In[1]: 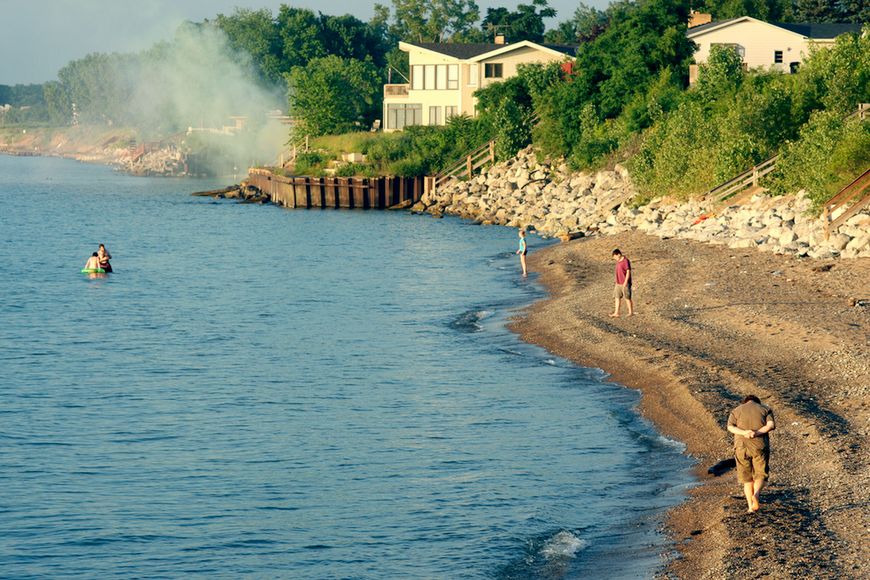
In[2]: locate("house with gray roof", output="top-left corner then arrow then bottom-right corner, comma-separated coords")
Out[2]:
382,39 -> 575,131
687,15 -> 863,82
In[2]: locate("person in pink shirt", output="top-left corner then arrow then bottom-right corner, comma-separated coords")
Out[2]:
610,248 -> 633,317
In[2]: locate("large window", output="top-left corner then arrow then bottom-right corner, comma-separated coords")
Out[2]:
429,106 -> 442,126
411,64 -> 460,90
445,106 -> 458,119
448,65 -> 459,89
484,63 -> 503,78
386,103 -> 422,130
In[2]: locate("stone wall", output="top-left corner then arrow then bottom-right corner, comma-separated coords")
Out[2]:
416,146 -> 870,259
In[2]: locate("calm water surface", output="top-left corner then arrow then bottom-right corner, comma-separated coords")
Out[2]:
0,156 -> 693,578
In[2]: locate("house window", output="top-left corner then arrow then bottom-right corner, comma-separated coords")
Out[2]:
774,50 -> 783,63
411,65 -> 423,90
386,103 -> 422,130
447,65 -> 459,89
445,106 -> 458,119
711,42 -> 745,59
468,64 -> 478,86
789,62 -> 800,74
424,65 -> 436,90
484,63 -> 503,78
435,65 -> 447,90
429,106 -> 442,125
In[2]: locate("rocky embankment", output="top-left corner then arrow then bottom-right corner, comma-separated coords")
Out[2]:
0,127 -> 188,176
416,146 -> 870,259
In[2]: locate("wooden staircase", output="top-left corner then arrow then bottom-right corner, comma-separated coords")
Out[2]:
703,154 -> 779,210
279,135 -> 310,168
822,168 -> 870,238
433,140 -> 496,192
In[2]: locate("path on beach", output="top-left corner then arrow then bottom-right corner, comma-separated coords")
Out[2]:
513,230 -> 869,579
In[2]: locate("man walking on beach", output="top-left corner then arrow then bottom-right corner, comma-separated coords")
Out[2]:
727,395 -> 776,513
610,248 -> 633,317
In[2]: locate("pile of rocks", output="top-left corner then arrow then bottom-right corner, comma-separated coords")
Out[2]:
416,146 -> 870,259
119,146 -> 187,177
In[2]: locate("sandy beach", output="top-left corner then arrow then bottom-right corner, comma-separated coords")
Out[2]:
513,231 -> 869,578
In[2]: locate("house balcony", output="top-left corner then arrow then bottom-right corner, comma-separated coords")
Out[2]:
384,84 -> 409,99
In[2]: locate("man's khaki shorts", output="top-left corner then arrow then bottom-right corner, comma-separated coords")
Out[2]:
614,284 -> 632,300
735,446 -> 769,483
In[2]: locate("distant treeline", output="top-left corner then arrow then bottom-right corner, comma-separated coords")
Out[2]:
2,0 -> 863,131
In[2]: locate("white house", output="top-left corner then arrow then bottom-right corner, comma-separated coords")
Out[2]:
687,16 -> 863,82
382,39 -> 574,131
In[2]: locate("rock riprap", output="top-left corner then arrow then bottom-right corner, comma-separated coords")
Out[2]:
416,146 -> 870,259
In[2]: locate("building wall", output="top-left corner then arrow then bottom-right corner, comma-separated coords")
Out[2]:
385,44 -> 569,130
691,20 -> 828,73
477,46 -> 566,89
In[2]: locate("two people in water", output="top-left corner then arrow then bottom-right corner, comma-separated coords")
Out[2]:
83,243 -> 112,273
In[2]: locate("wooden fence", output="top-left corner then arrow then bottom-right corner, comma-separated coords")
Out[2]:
434,140 -> 496,192
823,168 -> 870,238
703,154 -> 780,207
247,169 -> 429,209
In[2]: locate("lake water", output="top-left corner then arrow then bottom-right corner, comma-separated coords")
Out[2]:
0,156 -> 693,578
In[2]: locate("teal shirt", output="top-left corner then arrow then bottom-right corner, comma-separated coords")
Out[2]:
518,238 -> 527,253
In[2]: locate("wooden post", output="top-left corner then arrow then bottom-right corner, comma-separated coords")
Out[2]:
466,154 -> 472,179
489,140 -> 495,164
353,177 -> 366,209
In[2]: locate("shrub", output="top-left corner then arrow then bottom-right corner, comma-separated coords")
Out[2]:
769,112 -> 870,207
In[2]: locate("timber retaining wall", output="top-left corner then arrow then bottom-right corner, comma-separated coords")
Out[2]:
248,169 -> 430,209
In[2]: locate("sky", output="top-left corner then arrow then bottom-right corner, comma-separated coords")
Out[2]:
0,0 -> 612,85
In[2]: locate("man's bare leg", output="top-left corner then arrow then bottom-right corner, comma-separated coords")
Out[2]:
610,297 -> 621,317
520,254 -> 527,277
752,479 -> 765,511
626,298 -> 634,316
743,482 -> 757,512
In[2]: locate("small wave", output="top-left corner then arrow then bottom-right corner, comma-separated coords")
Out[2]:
448,309 -> 493,333
540,530 -> 587,560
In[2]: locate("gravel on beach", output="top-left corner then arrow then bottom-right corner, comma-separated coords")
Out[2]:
512,230 -> 869,579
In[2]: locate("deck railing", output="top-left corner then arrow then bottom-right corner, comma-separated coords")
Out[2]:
384,84 -> 410,98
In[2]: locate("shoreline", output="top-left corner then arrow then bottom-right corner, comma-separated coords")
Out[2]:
511,230 -> 868,578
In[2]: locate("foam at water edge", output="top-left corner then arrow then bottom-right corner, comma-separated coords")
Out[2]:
541,530 -> 588,560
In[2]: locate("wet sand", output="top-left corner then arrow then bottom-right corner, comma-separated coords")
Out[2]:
511,231 -> 869,578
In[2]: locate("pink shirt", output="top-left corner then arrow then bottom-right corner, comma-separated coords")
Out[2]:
615,257 -> 631,285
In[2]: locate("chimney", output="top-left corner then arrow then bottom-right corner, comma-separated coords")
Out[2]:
494,34 -> 506,45
688,9 -> 712,28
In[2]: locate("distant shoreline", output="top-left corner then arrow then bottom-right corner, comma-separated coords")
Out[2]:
511,230 -> 869,578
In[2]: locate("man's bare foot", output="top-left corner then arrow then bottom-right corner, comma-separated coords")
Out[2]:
609,313 -> 620,318
627,312 -> 634,317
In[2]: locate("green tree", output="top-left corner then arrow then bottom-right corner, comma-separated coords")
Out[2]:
376,0 -> 480,43
277,7 -> 327,69
698,0 -> 790,21
288,56 -> 382,136
214,8 -> 284,85
319,14 -> 389,67
545,3 -> 608,44
480,0 -> 557,43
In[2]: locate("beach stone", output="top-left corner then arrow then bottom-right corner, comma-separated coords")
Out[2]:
729,238 -> 757,249
845,235 -> 869,252
827,233 -> 851,251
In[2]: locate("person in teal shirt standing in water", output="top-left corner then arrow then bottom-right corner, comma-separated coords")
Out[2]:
516,229 -> 528,277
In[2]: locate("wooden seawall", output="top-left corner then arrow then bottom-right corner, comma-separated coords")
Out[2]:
248,169 -> 431,209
